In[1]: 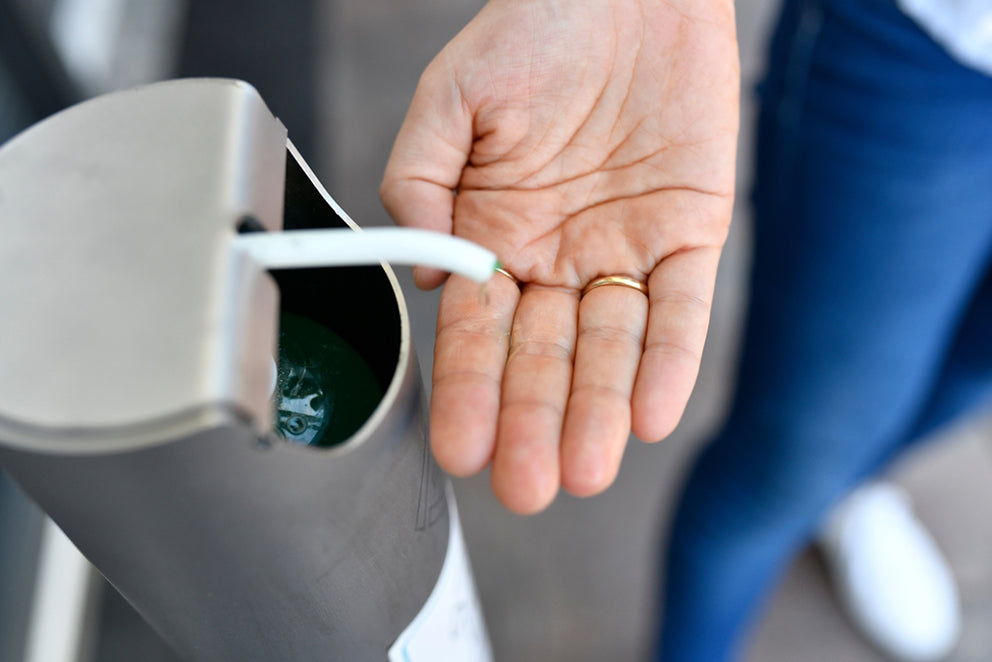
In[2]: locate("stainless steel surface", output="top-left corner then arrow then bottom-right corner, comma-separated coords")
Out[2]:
0,79 -> 454,660
1,365 -> 450,660
0,78 -> 284,449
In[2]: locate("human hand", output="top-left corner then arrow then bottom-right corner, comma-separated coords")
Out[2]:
381,0 -> 739,514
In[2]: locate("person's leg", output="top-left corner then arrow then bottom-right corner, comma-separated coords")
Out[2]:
658,0 -> 992,658
813,264 -> 992,662
900,263 -> 992,445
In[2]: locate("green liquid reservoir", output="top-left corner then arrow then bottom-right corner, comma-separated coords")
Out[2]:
273,312 -> 384,447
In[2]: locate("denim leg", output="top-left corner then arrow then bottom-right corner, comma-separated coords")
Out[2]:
658,0 -> 992,658
902,263 -> 992,445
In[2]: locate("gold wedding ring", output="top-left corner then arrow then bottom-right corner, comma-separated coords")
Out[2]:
582,275 -> 648,297
494,266 -> 520,285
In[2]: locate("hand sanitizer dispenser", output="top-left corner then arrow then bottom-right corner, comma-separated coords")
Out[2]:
0,78 -> 491,662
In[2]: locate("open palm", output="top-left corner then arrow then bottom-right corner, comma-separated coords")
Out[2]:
381,0 -> 739,514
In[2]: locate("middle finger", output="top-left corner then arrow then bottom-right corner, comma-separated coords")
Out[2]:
492,284 -> 579,514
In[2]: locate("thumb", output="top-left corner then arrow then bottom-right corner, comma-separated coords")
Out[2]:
381,54 -> 473,290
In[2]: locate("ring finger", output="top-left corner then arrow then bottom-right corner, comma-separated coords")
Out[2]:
560,282 -> 648,497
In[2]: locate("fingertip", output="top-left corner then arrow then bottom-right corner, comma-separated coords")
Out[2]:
630,347 -> 700,443
561,418 -> 630,497
561,463 -> 613,499
631,412 -> 679,444
630,387 -> 686,443
431,437 -> 490,478
429,384 -> 498,477
492,469 -> 558,515
491,414 -> 561,515
560,423 -> 626,498
560,436 -> 622,498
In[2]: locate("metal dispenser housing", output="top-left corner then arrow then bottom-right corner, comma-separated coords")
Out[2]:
0,79 -> 460,660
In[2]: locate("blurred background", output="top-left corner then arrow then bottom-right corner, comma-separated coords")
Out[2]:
1,0 -> 992,660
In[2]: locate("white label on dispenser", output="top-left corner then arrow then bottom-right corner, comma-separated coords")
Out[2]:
388,486 -> 492,662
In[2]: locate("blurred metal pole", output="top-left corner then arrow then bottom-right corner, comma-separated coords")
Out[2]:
178,0 -> 318,163
22,519 -> 102,662
0,475 -> 45,662
0,0 -> 80,119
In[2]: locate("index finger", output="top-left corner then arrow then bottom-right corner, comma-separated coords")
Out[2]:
430,273 -> 519,476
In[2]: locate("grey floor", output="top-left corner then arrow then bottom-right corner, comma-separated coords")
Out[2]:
316,0 -> 992,661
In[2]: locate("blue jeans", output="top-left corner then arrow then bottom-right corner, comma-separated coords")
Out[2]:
658,0 -> 992,658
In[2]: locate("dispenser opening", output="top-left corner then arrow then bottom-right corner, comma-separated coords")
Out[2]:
267,150 -> 402,448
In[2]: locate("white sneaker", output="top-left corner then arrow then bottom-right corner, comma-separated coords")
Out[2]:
817,482 -> 962,662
